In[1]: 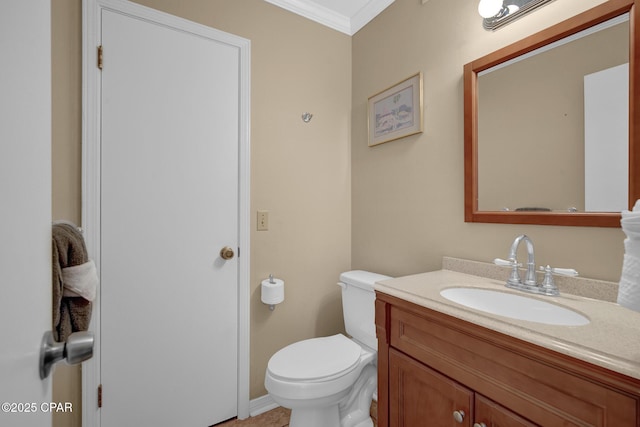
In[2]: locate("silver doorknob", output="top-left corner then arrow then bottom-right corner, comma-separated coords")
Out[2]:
220,246 -> 235,260
453,410 -> 465,423
39,331 -> 94,379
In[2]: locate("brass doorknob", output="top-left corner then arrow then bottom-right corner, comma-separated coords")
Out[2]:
220,246 -> 235,260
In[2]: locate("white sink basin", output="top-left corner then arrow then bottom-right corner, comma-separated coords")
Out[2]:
440,287 -> 590,326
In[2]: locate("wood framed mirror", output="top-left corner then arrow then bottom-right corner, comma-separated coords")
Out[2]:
464,0 -> 640,227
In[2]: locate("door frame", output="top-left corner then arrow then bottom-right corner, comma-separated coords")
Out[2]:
81,1 -> 251,425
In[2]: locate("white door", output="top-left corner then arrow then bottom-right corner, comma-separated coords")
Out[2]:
96,4 -> 245,426
584,63 -> 629,212
0,1 -> 52,426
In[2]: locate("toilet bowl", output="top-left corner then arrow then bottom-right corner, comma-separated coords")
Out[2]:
264,270 -> 390,427
265,334 -> 377,427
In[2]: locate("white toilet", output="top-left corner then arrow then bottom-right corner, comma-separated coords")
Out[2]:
264,270 -> 391,427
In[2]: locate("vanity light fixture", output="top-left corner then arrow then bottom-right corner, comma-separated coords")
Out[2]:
478,0 -> 555,30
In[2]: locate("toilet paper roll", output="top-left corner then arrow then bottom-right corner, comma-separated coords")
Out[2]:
261,277 -> 285,305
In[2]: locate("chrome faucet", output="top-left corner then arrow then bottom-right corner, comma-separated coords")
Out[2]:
494,234 -> 578,296
508,234 -> 536,287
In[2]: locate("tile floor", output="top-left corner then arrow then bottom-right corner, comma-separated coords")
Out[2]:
215,407 -> 291,427
215,402 -> 377,427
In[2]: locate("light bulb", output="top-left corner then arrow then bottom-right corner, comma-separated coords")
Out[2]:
506,4 -> 520,13
478,0 -> 504,18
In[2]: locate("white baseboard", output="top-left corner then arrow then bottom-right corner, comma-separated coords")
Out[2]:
248,394 -> 279,418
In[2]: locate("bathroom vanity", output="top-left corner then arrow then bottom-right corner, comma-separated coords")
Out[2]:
374,267 -> 640,427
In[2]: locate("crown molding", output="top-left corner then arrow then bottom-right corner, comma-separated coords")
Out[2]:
264,0 -> 351,34
351,0 -> 395,34
264,0 -> 395,35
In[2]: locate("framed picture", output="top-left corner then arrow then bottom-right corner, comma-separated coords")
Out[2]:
368,72 -> 423,147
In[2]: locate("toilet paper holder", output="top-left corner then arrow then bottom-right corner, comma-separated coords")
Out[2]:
267,274 -> 276,311
262,274 -> 285,311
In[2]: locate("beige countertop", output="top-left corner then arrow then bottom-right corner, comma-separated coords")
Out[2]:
375,269 -> 640,380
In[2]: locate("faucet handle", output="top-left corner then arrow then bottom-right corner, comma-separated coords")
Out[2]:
538,265 -> 578,276
493,258 -> 521,267
538,266 -> 578,296
549,267 -> 578,277
495,258 -> 523,286
538,265 -> 559,295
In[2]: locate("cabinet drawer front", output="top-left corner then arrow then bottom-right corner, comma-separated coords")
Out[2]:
389,305 -> 638,426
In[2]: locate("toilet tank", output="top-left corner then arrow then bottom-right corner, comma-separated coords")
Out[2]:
339,270 -> 391,351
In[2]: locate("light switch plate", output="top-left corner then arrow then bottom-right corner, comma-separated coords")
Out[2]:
257,210 -> 269,231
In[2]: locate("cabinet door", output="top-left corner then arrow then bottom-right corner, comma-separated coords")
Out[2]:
475,394 -> 539,427
389,349 -> 474,426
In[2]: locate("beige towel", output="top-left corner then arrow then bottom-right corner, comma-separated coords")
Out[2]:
52,222 -> 93,342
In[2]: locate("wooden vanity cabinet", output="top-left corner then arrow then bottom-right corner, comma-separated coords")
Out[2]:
375,293 -> 640,427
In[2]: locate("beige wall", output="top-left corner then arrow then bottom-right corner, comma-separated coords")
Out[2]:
351,0 -> 625,282
51,1 -> 83,426
51,0 -> 352,411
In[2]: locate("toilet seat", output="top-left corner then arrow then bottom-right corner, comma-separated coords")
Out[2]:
267,334 -> 362,382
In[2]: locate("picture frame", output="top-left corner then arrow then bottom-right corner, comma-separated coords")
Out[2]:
368,72 -> 423,147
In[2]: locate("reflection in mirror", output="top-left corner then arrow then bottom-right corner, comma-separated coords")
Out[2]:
477,15 -> 629,213
464,0 -> 640,227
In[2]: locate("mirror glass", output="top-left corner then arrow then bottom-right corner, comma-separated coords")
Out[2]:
477,15 -> 629,213
464,0 -> 639,227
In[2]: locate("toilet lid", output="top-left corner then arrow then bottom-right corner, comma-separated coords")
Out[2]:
268,334 -> 362,381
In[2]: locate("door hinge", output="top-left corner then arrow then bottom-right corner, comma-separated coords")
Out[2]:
97,45 -> 103,70
98,384 -> 103,408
